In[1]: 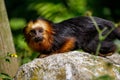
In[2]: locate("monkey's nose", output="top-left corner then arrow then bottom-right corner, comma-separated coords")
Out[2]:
34,37 -> 43,42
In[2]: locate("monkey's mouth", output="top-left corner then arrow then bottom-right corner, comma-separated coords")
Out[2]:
33,37 -> 43,43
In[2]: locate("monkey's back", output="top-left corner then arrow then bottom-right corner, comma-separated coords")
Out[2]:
53,16 -> 116,50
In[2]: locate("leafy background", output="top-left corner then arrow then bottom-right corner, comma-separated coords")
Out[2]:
5,0 -> 120,65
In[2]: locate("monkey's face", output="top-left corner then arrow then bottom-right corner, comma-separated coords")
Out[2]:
24,19 -> 54,44
29,28 -> 44,43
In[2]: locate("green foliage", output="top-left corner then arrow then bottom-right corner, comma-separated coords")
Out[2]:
0,73 -> 13,80
27,0 -> 87,22
87,0 -> 120,22
93,75 -> 114,80
67,0 -> 87,14
114,40 -> 120,53
10,18 -> 26,30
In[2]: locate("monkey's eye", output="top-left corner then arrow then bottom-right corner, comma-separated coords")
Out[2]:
38,29 -> 43,33
29,30 -> 36,35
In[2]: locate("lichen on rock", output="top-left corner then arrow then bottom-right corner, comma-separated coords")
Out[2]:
14,51 -> 120,80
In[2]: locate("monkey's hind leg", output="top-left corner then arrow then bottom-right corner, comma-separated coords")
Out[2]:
99,41 -> 116,56
82,39 -> 116,56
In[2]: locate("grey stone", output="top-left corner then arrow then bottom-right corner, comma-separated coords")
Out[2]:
14,51 -> 120,80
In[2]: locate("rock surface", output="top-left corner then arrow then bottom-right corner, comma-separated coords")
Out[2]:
14,51 -> 120,80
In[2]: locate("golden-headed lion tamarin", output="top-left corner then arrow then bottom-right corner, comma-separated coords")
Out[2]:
23,16 -> 120,58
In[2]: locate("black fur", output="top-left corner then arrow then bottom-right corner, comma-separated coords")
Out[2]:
51,16 -> 120,55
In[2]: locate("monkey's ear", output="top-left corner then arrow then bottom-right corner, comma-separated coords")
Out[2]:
23,26 -> 29,42
23,26 -> 27,35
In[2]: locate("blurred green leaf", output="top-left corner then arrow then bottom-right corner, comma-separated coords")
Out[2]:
68,0 -> 87,13
10,18 -> 26,30
0,73 -> 13,80
103,8 -> 111,16
22,57 -> 32,64
114,39 -> 120,53
93,75 -> 114,80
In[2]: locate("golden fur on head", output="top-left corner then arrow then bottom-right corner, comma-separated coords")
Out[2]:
24,19 -> 54,35
23,19 -> 55,52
